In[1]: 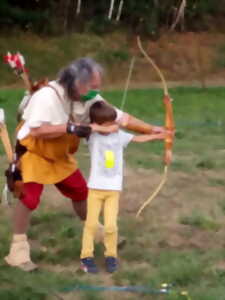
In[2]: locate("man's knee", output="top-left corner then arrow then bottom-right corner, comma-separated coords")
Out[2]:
20,196 -> 40,211
71,186 -> 88,203
19,182 -> 42,211
72,199 -> 87,220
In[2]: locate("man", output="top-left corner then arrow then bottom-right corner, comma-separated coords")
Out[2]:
5,57 -> 166,271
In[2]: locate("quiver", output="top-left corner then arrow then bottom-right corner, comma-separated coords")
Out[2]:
5,140 -> 27,198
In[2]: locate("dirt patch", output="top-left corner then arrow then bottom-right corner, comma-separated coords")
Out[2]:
156,224 -> 225,251
120,166 -> 225,251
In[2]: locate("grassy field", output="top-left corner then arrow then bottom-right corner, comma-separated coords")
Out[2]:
0,86 -> 225,300
1,31 -> 225,89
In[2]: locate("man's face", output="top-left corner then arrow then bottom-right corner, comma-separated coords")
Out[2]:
90,71 -> 102,90
77,71 -> 102,96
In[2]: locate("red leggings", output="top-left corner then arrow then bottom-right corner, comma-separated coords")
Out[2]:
20,169 -> 88,210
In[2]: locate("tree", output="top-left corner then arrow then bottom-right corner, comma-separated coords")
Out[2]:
0,0 -> 224,35
76,0 -> 82,15
108,0 -> 115,20
170,0 -> 186,31
116,0 -> 124,22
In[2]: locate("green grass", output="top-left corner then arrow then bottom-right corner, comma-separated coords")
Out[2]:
1,207 -> 225,299
216,43 -> 225,68
208,178 -> 225,187
0,266 -> 80,300
179,211 -> 221,231
218,198 -> 225,214
29,210 -> 83,265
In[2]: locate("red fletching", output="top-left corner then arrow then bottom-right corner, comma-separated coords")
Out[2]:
3,52 -> 27,73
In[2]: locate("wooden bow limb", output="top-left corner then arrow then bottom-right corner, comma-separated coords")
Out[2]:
0,109 -> 14,205
136,166 -> 168,218
137,36 -> 168,96
0,109 -> 13,163
136,36 -> 175,218
164,95 -> 175,165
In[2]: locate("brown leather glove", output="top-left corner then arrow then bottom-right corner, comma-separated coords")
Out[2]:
67,122 -> 92,138
5,163 -> 23,193
4,140 -> 27,198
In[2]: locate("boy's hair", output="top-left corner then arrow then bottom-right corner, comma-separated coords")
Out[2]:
89,101 -> 117,124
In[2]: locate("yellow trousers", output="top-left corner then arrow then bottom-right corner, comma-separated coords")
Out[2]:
80,189 -> 120,259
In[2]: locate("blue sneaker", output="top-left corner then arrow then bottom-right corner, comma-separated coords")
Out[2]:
105,256 -> 118,273
80,257 -> 99,273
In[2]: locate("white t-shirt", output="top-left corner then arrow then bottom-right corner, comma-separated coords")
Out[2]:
87,130 -> 134,191
17,81 -> 123,140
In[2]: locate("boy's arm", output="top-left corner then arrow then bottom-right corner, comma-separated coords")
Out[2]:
132,133 -> 166,143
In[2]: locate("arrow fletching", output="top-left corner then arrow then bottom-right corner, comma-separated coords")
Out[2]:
3,52 -> 27,74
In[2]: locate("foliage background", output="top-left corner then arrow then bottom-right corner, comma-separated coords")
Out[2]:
1,0 -> 225,37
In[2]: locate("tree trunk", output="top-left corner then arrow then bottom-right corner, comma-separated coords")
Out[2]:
67,0 -> 77,31
116,0 -> 124,22
170,0 -> 186,31
56,0 -> 71,33
76,0 -> 81,15
108,0 -> 115,20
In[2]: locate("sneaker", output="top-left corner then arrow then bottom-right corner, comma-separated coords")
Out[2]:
105,256 -> 118,273
80,257 -> 99,273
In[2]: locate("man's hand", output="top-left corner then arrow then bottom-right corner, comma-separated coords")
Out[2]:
151,126 -> 166,134
119,113 -> 130,127
90,123 -> 119,134
152,126 -> 175,136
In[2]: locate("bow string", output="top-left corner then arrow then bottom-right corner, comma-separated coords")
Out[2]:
136,36 -> 175,218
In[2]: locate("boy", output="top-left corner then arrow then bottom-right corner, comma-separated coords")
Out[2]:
80,101 -> 166,273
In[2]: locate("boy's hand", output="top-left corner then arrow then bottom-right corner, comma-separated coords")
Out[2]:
154,130 -> 174,140
166,129 -> 175,139
152,132 -> 167,140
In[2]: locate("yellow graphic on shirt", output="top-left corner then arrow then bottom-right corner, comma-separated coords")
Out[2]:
104,150 -> 115,168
